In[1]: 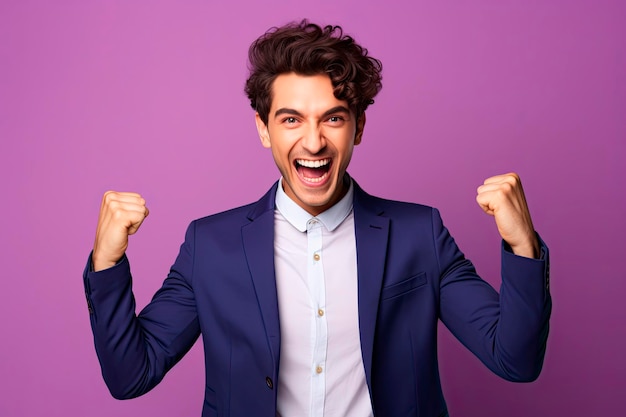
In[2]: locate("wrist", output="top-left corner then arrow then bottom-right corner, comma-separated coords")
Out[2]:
509,235 -> 540,259
92,251 -> 120,272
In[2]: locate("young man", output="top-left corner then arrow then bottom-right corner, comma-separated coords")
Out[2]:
85,21 -> 551,417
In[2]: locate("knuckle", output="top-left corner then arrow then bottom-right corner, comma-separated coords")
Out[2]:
104,191 -> 120,203
110,206 -> 125,220
506,172 -> 520,183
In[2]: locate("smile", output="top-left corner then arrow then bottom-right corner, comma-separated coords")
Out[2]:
294,158 -> 332,184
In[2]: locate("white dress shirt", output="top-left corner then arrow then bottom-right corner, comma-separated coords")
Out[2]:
274,178 -> 374,417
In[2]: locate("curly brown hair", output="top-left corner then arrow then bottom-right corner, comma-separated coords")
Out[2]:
245,20 -> 383,125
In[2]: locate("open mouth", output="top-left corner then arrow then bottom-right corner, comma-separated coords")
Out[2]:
294,158 -> 332,183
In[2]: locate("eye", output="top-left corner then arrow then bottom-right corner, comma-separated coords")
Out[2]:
327,115 -> 345,125
283,117 -> 298,124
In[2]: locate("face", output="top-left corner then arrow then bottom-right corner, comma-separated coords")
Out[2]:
255,73 -> 365,216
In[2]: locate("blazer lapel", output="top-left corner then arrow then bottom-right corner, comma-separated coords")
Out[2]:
352,181 -> 390,387
241,183 -> 281,368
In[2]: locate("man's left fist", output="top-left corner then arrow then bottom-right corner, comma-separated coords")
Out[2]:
476,173 -> 539,258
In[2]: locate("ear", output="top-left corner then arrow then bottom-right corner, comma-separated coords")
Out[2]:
354,112 -> 366,145
255,113 -> 271,148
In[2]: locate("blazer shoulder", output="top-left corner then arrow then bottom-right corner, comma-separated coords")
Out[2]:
353,182 -> 436,220
189,182 -> 278,231
193,202 -> 255,228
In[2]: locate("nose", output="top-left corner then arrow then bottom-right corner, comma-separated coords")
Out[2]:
301,125 -> 326,154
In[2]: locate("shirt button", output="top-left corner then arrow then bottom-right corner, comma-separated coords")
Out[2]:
316,366 -> 323,374
265,377 -> 273,389
313,253 -> 320,261
318,308 -> 324,317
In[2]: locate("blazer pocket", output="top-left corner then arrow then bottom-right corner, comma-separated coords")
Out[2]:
381,272 -> 427,301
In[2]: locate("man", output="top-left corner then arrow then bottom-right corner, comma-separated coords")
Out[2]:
84,21 -> 551,417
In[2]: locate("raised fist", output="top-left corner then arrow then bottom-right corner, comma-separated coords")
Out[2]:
92,191 -> 149,271
476,173 -> 539,258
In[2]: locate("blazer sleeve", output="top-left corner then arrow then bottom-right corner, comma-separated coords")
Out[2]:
435,208 -> 552,382
83,222 -> 201,399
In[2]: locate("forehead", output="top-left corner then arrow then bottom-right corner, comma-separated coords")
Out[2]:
269,73 -> 346,113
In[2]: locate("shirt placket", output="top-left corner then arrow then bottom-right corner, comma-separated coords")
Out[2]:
307,218 -> 327,417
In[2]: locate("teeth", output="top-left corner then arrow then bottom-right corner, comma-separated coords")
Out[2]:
296,159 -> 330,168
302,172 -> 328,183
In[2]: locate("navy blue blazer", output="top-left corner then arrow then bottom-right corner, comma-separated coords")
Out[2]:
84,180 -> 551,417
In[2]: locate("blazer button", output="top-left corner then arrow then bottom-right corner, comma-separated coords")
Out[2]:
266,377 -> 273,389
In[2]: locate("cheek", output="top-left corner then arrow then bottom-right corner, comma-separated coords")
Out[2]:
337,138 -> 356,158
270,143 -> 293,171
268,128 -> 300,152
341,148 -> 355,167
325,127 -> 357,150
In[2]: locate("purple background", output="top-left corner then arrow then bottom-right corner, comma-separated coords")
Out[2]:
1,1 -> 625,416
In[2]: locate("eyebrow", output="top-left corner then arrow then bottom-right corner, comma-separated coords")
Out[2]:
273,106 -> 351,120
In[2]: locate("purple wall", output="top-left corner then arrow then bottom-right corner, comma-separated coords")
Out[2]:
1,1 -> 624,416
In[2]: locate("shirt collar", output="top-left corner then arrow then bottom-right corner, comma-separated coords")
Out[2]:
275,177 -> 354,233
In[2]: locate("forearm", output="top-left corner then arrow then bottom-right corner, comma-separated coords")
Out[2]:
493,238 -> 551,381
84,254 -> 161,399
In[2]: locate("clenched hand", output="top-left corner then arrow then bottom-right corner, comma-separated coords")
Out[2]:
92,191 -> 149,271
476,173 -> 539,259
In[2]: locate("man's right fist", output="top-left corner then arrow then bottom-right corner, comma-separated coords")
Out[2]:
92,191 -> 149,272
